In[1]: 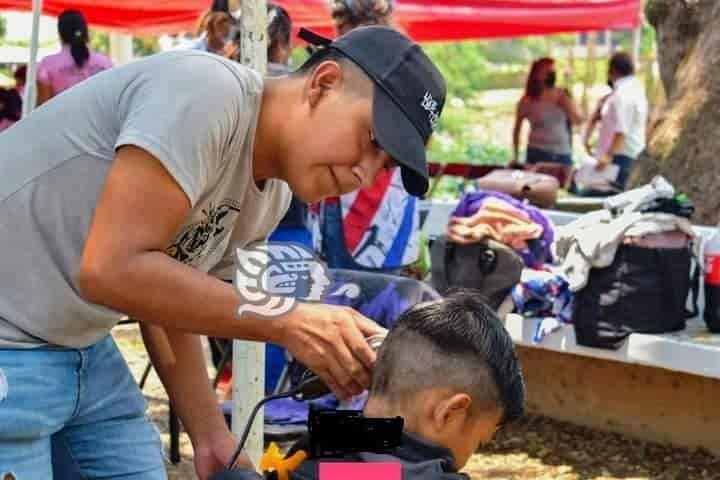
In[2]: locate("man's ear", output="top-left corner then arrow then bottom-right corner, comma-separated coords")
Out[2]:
432,393 -> 472,431
307,60 -> 344,108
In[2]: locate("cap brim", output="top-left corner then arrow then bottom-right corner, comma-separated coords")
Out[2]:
372,87 -> 429,197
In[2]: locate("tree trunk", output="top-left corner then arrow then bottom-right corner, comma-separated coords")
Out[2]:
631,0 -> 720,225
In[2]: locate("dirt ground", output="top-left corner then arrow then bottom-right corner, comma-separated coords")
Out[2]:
113,325 -> 720,480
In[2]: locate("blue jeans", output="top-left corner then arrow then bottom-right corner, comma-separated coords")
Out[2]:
525,147 -> 572,166
612,154 -> 634,190
0,336 -> 166,479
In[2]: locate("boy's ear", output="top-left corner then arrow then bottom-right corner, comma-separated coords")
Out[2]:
307,61 -> 343,108
433,393 -> 472,430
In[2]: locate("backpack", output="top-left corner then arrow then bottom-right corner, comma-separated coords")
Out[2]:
430,235 -> 524,310
572,244 -> 700,350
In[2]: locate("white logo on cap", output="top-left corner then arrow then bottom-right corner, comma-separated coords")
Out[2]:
421,92 -> 439,130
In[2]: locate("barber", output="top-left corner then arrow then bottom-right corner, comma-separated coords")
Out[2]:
0,26 -> 445,480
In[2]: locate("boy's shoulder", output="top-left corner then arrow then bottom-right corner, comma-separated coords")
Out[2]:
290,457 -> 469,480
288,432 -> 469,480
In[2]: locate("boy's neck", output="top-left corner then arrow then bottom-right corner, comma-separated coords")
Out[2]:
364,395 -> 460,471
364,395 -> 419,432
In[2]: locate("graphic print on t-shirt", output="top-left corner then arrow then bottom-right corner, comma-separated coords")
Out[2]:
166,201 -> 241,266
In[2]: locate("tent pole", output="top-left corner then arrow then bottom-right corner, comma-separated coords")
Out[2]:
232,0 -> 268,468
23,0 -> 43,117
109,33 -> 134,66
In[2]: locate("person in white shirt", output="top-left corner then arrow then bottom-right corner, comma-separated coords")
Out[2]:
595,52 -> 649,190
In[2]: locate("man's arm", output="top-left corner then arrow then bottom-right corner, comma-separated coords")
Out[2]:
596,95 -> 627,170
36,80 -> 52,106
140,324 -> 248,478
511,100 -> 525,165
583,118 -> 599,156
584,95 -> 610,156
78,145 -> 384,472
596,132 -> 625,170
558,90 -> 585,126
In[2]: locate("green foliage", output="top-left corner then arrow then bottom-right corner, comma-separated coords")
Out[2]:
428,106 -> 512,167
90,31 -> 110,54
290,46 -> 311,69
641,20 -> 657,57
479,37 -> 548,64
423,42 -> 490,99
88,33 -> 159,58
0,16 -> 6,40
133,36 -> 160,57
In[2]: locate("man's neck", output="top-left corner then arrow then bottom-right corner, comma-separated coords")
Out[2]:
252,78 -> 291,183
614,75 -> 634,87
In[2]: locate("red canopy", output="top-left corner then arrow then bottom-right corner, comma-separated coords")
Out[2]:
277,0 -> 642,42
0,0 -> 641,40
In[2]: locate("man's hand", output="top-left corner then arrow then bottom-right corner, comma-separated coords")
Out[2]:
595,154 -> 612,171
194,430 -> 253,480
222,42 -> 240,60
272,303 -> 387,401
584,140 -> 594,157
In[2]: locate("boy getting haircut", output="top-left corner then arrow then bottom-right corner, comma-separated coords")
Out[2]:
291,290 -> 525,479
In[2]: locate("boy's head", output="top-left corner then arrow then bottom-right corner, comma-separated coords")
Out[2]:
264,27 -> 445,203
364,291 -> 525,469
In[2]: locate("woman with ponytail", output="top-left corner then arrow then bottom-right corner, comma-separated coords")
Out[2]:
36,10 -> 112,106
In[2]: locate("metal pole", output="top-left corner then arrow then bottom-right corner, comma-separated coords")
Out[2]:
109,33 -> 134,66
23,0 -> 43,117
232,0 -> 267,467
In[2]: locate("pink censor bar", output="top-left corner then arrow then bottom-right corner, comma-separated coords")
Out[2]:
319,462 -> 402,480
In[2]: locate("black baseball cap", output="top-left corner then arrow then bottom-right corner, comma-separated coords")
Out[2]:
298,26 -> 446,197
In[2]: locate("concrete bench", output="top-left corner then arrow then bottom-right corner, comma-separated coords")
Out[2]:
419,199 -> 720,454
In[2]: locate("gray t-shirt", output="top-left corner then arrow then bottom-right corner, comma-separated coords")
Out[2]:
0,51 -> 291,349
519,97 -> 571,155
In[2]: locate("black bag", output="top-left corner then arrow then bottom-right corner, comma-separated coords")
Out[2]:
430,235 -> 524,310
573,245 -> 700,350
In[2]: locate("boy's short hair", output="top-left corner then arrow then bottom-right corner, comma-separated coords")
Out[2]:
370,290 -> 525,426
